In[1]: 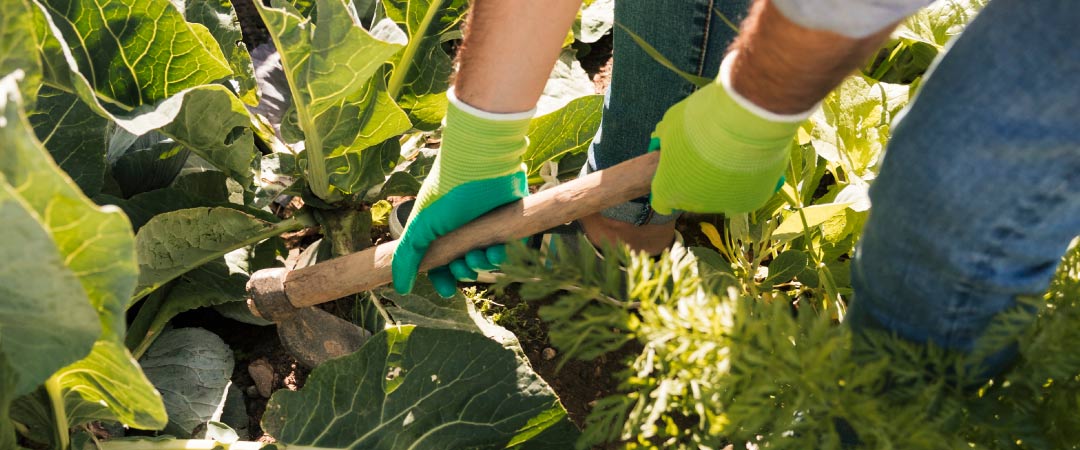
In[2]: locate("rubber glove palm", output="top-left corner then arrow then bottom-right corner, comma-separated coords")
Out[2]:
650,53 -> 813,215
392,90 -> 533,297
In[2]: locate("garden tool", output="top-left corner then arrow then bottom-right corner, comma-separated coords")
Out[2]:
247,152 -> 659,367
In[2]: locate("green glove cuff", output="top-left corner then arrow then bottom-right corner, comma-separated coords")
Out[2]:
417,89 -> 533,211
651,52 -> 811,214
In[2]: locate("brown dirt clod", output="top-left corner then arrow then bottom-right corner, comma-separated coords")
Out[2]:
247,358 -> 276,398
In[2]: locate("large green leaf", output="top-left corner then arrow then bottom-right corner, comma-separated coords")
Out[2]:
326,137 -> 401,197
28,86 -> 110,197
370,282 -> 580,445
54,340 -> 168,430
0,72 -> 167,435
1,81 -> 100,416
133,207 -> 293,298
535,50 -> 596,115
156,85 -> 261,189
0,73 -> 104,394
103,170 -> 279,230
383,0 -> 467,130
376,282 -> 488,333
576,0 -> 614,43
179,0 -> 261,105
772,202 -> 853,242
809,77 -> 908,182
0,182 -> 100,397
264,326 -> 574,449
524,94 -> 603,177
1,0 -> 42,100
30,4 -> 260,190
256,0 -> 408,200
127,259 -> 249,358
141,327 -> 235,437
34,0 -> 232,108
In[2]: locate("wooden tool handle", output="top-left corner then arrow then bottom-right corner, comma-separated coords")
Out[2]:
282,152 -> 659,308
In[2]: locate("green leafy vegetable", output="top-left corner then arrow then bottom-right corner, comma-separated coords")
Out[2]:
772,202 -> 852,241
576,0 -> 614,43
127,260 -> 250,358
155,85 -> 261,190
133,207 -> 309,298
256,0 -> 408,201
383,0 -> 468,129
31,2 -> 260,190
535,50 -> 595,115
141,327 -> 235,437
28,86 -> 110,196
179,0 -> 261,105
1,0 -> 42,100
34,0 -> 232,107
524,94 -> 603,177
263,326 -> 574,449
0,72 -> 167,447
0,161 -> 100,401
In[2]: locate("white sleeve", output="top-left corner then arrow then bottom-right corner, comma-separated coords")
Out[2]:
771,0 -> 934,38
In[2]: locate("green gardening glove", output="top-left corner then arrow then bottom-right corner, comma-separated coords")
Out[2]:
650,52 -> 813,215
392,89 -> 533,297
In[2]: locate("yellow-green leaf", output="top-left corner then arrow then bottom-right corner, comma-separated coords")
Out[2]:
773,203 -> 852,241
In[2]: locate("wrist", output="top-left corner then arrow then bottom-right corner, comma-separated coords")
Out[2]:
718,51 -> 819,124
438,87 -> 534,179
675,52 -> 812,170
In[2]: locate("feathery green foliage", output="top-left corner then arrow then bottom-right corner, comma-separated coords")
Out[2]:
497,237 -> 1080,449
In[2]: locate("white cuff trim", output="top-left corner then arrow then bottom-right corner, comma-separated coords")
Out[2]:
446,87 -> 537,121
719,51 -> 819,123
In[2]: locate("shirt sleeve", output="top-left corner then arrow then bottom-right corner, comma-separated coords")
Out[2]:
771,0 -> 934,38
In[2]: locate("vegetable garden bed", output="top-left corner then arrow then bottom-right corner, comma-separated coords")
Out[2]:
4,0 -> 1080,449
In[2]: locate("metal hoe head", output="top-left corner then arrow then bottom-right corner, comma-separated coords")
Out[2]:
247,268 -> 370,368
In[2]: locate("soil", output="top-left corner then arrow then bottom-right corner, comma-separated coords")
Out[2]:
486,287 -> 639,430
577,33 -> 614,94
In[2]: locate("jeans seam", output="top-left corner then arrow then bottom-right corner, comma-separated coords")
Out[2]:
697,0 -> 715,78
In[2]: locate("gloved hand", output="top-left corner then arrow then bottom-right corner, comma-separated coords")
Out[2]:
392,88 -> 533,297
650,51 -> 814,215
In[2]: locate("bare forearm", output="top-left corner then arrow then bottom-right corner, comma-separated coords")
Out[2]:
453,0 -> 581,113
729,0 -> 898,114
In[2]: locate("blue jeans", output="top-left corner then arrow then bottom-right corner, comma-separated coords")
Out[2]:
848,0 -> 1080,372
586,0 -> 749,225
597,0 -> 1080,370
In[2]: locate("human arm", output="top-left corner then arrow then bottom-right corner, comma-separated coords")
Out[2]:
728,0 -> 907,114
452,0 -> 582,112
650,0 -> 919,214
392,0 -> 582,296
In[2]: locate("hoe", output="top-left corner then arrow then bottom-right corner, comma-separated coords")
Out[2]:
246,152 -> 659,367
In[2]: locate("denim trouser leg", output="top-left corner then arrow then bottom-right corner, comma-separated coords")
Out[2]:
849,0 -> 1080,373
585,0 -> 749,225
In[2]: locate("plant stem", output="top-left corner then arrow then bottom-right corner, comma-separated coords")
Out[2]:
45,375 -> 69,450
780,163 -> 843,310
386,0 -> 446,99
368,291 -> 394,326
298,104 -> 331,200
252,4 -> 330,200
